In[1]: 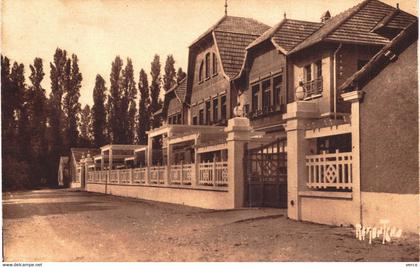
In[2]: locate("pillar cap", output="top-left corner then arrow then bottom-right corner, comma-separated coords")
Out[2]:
342,90 -> 364,102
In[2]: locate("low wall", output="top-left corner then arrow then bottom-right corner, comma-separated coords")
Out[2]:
361,192 -> 419,234
85,183 -> 233,210
299,194 -> 359,227
70,182 -> 81,188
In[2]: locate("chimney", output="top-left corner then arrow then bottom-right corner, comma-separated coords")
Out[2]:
396,3 -> 399,9
321,10 -> 331,23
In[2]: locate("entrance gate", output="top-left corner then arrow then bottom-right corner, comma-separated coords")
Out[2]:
244,138 -> 287,208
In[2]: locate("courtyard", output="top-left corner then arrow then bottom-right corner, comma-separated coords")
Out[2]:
3,189 -> 419,262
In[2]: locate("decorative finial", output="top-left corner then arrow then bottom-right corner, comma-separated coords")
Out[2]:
284,12 -> 286,19
396,3 -> 399,9
225,0 -> 228,16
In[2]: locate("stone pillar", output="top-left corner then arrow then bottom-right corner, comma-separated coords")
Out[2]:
225,117 -> 252,208
147,136 -> 153,167
84,154 -> 93,190
283,101 -> 319,220
342,90 -> 364,225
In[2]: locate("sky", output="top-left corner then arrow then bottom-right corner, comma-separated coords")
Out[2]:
2,0 -> 417,106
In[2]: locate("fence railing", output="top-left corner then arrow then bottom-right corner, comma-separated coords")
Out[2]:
133,168 -> 147,184
306,150 -> 352,190
169,163 -> 194,185
198,161 -> 228,187
86,161 -> 229,190
149,166 -> 166,185
109,170 -> 119,184
303,78 -> 323,99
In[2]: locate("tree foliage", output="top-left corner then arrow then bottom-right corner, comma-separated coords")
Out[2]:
137,69 -> 150,144
163,55 -> 176,92
92,74 -> 107,147
149,54 -> 162,129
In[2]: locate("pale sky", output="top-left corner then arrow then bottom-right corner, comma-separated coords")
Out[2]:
2,0 -> 417,106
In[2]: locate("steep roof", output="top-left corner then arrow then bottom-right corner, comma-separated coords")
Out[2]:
165,77 -> 187,103
339,21 -> 418,92
247,19 -> 323,52
189,15 -> 270,79
290,0 -> 417,54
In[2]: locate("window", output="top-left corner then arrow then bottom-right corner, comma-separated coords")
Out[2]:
199,61 -> 204,82
199,109 -> 204,125
252,84 -> 259,112
205,53 -> 210,79
357,60 -> 368,70
213,97 -> 219,122
205,100 -> 211,124
193,116 -> 197,125
304,64 -> 312,82
176,113 -> 181,124
262,79 -> 271,112
315,60 -> 322,79
221,95 -> 226,121
168,117 -> 172,124
212,53 -> 218,75
273,75 -> 282,107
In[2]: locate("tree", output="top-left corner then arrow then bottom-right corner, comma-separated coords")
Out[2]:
149,54 -> 162,129
49,48 -> 67,182
176,67 -> 187,83
1,56 -> 13,142
92,74 -> 107,147
136,69 -> 150,144
121,58 -> 137,143
28,58 -> 48,185
163,55 -> 176,92
108,56 -> 124,143
79,104 -> 92,146
63,54 -> 82,149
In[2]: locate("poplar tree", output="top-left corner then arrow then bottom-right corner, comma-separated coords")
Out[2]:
136,69 -> 150,144
63,54 -> 82,149
92,74 -> 107,147
163,55 -> 176,92
28,58 -> 48,184
121,58 -> 137,143
109,56 -> 124,143
79,104 -> 92,146
149,54 -> 162,129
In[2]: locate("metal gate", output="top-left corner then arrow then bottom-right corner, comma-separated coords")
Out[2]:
244,138 -> 287,208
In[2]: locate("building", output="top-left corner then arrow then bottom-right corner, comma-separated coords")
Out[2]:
78,0 -> 418,233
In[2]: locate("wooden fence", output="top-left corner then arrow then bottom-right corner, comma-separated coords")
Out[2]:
87,161 -> 228,190
306,150 -> 353,190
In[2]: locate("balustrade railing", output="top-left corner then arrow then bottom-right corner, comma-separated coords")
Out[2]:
109,170 -> 119,184
86,161 -> 228,190
119,169 -> 131,184
303,78 -> 323,99
133,168 -> 147,184
169,163 -> 194,185
198,161 -> 228,187
306,150 -> 353,190
149,166 -> 166,185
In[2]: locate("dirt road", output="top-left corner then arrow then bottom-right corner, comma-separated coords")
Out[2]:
3,189 -> 419,261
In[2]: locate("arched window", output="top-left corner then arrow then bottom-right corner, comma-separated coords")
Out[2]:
205,53 -> 210,79
212,53 -> 218,75
199,61 -> 204,82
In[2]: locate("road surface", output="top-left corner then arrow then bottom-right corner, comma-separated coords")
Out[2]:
3,189 -> 419,261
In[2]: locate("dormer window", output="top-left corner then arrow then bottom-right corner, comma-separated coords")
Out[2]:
212,53 -> 218,75
205,53 -> 211,79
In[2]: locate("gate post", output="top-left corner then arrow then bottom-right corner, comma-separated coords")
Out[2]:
283,101 -> 318,220
225,117 -> 252,208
